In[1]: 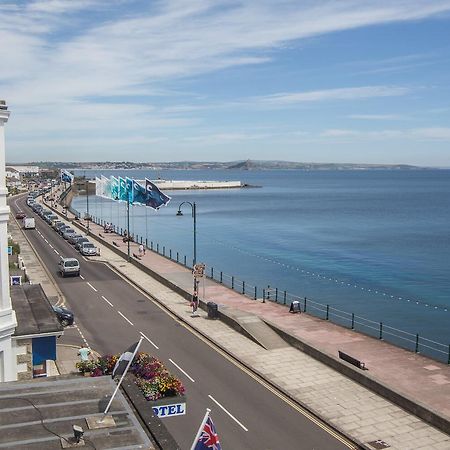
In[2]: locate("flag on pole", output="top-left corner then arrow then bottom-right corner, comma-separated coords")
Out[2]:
126,177 -> 134,203
112,341 -> 140,379
101,175 -> 110,198
60,169 -> 74,183
110,176 -> 119,200
145,178 -> 171,210
95,177 -> 101,196
191,409 -> 222,450
132,180 -> 147,205
118,177 -> 128,202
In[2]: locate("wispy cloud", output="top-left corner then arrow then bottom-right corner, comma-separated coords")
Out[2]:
347,114 -> 407,120
257,86 -> 410,106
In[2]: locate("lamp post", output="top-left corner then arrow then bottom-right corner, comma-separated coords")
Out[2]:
86,178 -> 90,234
176,201 -> 197,267
115,188 -> 131,262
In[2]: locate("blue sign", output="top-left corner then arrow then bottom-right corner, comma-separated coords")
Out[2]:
152,402 -> 186,418
10,275 -> 22,286
7,246 -> 13,255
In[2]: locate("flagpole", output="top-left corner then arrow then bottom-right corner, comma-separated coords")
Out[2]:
102,336 -> 144,417
190,408 -> 211,450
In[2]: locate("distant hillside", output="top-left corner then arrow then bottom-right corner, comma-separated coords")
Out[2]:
9,160 -> 424,170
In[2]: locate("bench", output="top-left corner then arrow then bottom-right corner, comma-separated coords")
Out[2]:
112,241 -> 120,247
338,351 -> 366,370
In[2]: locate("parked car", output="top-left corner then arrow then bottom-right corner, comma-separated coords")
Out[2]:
58,257 -> 80,277
62,229 -> 76,240
68,233 -> 82,245
54,222 -> 67,232
80,242 -> 97,256
75,237 -> 90,251
45,214 -> 57,224
52,220 -> 64,230
15,212 -> 26,219
52,305 -> 74,327
58,225 -> 71,235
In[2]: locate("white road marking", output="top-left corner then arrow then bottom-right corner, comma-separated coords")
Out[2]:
49,243 -> 53,248
87,282 -> 97,292
139,331 -> 159,349
44,239 -> 48,243
208,395 -> 248,431
80,275 -> 85,280
169,359 -> 195,383
118,311 -> 134,326
101,295 -> 114,307
54,249 -> 59,255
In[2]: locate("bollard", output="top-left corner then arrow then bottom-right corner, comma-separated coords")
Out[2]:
242,281 -> 245,295
157,243 -> 159,253
146,238 -> 148,248
231,276 -> 234,290
262,289 -> 266,303
379,322 -> 383,340
326,305 -> 329,320
415,334 -> 419,353
351,313 -> 355,330
169,249 -> 172,259
303,297 -> 307,312
211,267 -> 214,279
275,288 -> 278,302
176,252 -> 179,262
184,255 -> 187,266
151,241 -> 153,250
283,290 -> 287,305
220,272 -> 223,283
254,286 -> 257,300
163,246 -> 165,256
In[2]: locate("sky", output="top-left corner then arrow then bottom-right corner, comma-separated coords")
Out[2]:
1,1 -> 450,166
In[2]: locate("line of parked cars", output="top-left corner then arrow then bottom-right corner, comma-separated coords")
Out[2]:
28,200 -> 98,257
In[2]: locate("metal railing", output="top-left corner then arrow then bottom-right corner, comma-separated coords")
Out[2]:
82,211 -> 450,364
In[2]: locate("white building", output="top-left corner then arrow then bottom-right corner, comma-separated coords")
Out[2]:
0,100 -> 18,381
6,166 -> 39,176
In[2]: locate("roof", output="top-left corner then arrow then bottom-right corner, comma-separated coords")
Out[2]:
0,375 -> 155,449
11,284 -> 63,337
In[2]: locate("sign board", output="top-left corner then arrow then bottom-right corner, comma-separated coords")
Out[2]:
10,275 -> 22,286
7,246 -> 13,256
193,263 -> 205,278
152,402 -> 186,418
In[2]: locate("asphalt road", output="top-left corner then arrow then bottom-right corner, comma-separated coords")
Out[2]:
11,194 -> 355,450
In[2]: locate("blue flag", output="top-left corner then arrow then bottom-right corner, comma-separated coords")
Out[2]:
126,177 -> 134,203
118,177 -> 128,202
61,169 -> 73,183
132,180 -> 147,205
110,176 -> 119,200
145,179 -> 171,210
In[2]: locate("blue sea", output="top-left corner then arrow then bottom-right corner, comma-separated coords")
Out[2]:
72,169 -> 450,360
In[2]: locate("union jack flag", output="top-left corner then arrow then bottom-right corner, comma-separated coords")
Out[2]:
193,415 -> 222,450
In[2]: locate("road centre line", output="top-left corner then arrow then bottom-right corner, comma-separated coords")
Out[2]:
101,295 -> 114,307
54,249 -> 59,255
139,331 -> 159,349
101,256 -> 355,447
118,311 -> 134,326
49,243 -> 53,248
169,358 -> 195,383
208,395 -> 248,432
87,282 -> 97,292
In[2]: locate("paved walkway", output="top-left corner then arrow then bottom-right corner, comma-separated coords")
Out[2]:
48,209 -> 448,450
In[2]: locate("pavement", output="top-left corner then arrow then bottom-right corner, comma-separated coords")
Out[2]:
10,192 -> 450,449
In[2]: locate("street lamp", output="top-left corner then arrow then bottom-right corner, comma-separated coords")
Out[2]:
115,189 -> 131,262
86,178 -> 90,234
176,201 -> 197,268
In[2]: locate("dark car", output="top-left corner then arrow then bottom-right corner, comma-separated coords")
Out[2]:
15,212 -> 26,219
52,305 -> 74,326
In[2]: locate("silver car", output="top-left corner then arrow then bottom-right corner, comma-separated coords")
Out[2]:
80,242 -> 97,256
68,233 -> 83,245
62,229 -> 76,240
58,257 -> 80,277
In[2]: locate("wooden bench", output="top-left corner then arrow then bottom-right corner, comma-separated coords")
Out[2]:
338,351 -> 366,370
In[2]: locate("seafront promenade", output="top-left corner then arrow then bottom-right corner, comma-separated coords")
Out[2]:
46,197 -> 450,449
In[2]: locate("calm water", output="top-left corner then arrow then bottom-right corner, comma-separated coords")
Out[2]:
72,169 -> 450,357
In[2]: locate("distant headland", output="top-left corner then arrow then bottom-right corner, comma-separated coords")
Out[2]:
8,159 -> 427,171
